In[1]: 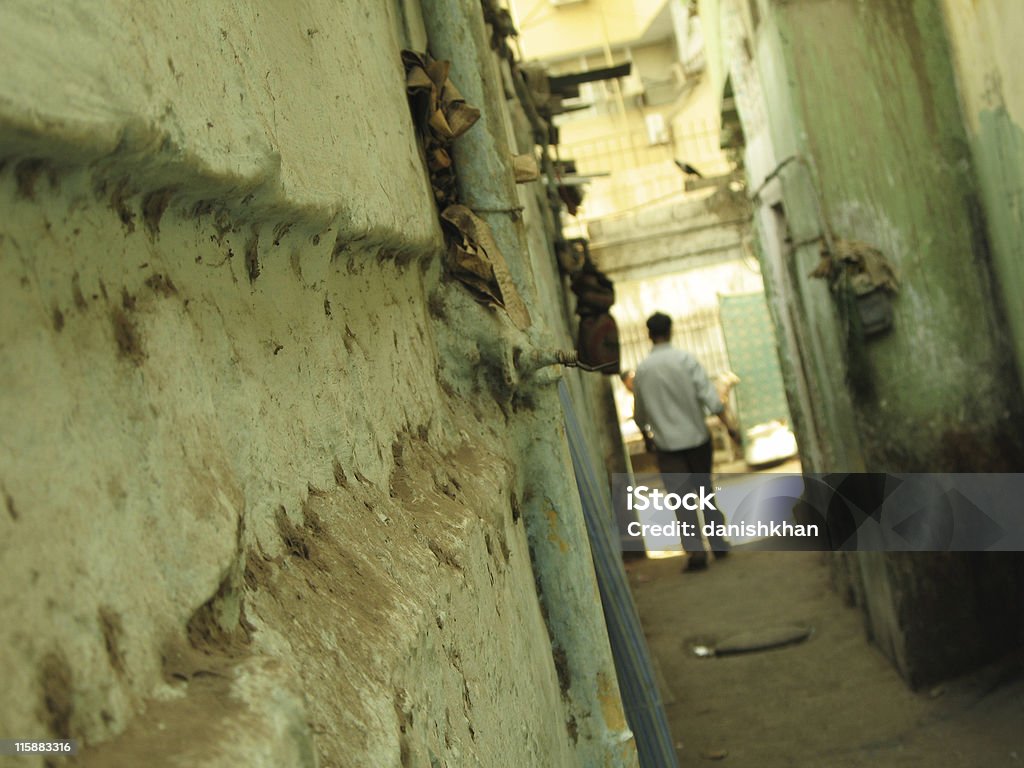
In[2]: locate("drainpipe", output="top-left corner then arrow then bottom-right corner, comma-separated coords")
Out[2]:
418,1 -> 638,765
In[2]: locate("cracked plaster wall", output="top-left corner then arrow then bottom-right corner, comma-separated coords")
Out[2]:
0,2 -> 615,766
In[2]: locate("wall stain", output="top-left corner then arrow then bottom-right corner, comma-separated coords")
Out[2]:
245,233 -> 260,282
99,607 -> 126,676
108,177 -> 136,233
71,273 -> 87,311
38,652 -> 73,739
14,159 -> 45,199
144,273 -> 178,297
272,221 -> 293,246
142,188 -> 175,236
276,506 -> 315,561
4,491 -> 18,521
111,307 -> 145,364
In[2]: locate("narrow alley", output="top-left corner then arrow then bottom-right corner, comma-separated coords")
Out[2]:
1,1 -> 1023,766
629,551 -> 1024,767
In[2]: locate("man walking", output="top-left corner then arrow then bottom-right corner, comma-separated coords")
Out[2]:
633,312 -> 740,570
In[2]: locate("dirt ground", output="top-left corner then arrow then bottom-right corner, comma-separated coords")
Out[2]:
626,550 -> 1024,767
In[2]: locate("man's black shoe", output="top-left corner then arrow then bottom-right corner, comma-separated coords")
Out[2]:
683,552 -> 709,572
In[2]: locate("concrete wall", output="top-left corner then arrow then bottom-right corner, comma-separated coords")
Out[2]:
706,0 -> 1024,688
0,1 -> 635,765
942,0 -> 1024,393
706,0 -> 1024,474
589,189 -> 751,282
770,0 -> 1024,472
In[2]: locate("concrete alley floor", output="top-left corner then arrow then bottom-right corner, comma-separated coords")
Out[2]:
626,551 -> 1024,767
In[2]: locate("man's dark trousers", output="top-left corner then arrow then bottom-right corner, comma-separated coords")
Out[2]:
655,439 -> 729,553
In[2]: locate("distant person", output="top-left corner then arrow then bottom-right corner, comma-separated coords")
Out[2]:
633,312 -> 741,571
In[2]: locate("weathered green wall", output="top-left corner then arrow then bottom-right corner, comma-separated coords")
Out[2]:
769,0 -> 1024,471
713,0 -> 1024,688
0,1 -> 635,765
740,3 -> 867,472
942,0 -> 1024,396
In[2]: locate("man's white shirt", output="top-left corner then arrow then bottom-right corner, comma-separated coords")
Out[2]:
633,343 -> 724,452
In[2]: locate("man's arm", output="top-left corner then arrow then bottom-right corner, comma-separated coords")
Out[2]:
691,358 -> 742,445
632,382 -> 647,430
631,377 -> 657,452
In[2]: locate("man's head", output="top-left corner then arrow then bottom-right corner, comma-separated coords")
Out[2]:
646,312 -> 672,343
